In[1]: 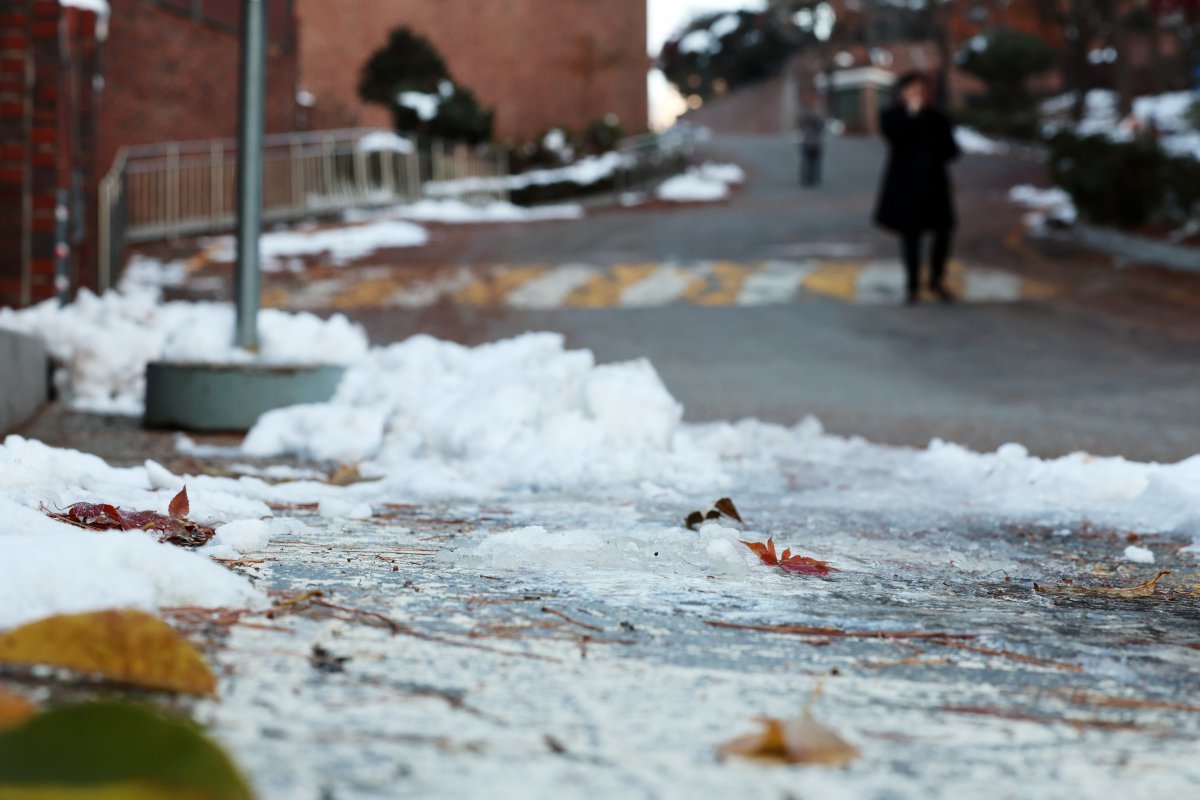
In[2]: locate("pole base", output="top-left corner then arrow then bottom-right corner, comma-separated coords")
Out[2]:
144,361 -> 345,432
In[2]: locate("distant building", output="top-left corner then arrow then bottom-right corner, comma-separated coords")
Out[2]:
1,0 -> 650,308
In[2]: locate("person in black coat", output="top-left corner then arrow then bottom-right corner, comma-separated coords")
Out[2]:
873,72 -> 960,304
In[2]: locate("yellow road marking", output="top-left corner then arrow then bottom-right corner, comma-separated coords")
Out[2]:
565,263 -> 657,307
330,275 -> 411,309
260,286 -> 290,309
682,261 -> 759,306
803,261 -> 863,301
455,266 -> 547,306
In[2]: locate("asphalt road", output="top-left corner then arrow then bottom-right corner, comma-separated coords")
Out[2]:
334,135 -> 1200,462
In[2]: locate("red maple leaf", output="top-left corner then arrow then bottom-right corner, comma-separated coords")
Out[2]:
740,538 -> 835,576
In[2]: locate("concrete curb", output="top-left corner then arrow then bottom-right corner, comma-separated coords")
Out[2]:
0,329 -> 49,434
1073,224 -> 1200,273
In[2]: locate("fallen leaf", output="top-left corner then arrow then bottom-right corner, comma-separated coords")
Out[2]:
0,610 -> 216,696
0,702 -> 252,799
719,712 -> 859,766
713,497 -> 743,524
1034,570 -> 1171,598
741,538 -> 835,576
686,497 -> 744,530
44,489 -> 215,548
168,486 -> 190,519
327,464 -> 382,487
0,691 -> 35,730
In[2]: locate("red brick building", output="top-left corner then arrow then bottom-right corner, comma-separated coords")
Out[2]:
0,0 -> 103,308
294,0 -> 649,140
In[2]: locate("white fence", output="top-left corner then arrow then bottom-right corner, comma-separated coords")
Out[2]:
98,129 -> 509,290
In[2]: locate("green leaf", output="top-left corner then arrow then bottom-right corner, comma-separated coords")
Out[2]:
0,703 -> 252,800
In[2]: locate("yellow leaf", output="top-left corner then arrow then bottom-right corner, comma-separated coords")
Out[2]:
0,610 -> 216,696
0,691 -> 35,730
720,712 -> 859,767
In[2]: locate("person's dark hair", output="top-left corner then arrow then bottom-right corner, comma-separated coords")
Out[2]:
894,71 -> 931,93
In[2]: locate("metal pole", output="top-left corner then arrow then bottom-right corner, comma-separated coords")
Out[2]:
234,0 -> 266,349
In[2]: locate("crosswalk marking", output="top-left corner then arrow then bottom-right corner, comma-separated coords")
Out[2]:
566,263 -> 659,308
269,259 -> 1057,312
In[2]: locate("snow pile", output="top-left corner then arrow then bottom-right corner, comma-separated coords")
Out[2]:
0,284 -> 368,414
426,151 -> 634,197
208,217 -> 429,269
1044,89 -> 1200,160
955,127 -> 1009,155
1124,544 -> 1155,564
1009,184 -> 1078,231
355,131 -> 414,154
348,199 -> 583,225
656,162 -> 745,203
242,332 -> 723,493
0,436 -> 266,629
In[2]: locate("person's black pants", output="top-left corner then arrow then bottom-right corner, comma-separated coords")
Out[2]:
900,226 -> 952,293
800,145 -> 822,186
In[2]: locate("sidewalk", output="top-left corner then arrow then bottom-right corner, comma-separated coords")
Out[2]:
11,402 -> 1200,799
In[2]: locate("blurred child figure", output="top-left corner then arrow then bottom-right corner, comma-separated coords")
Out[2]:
797,91 -> 827,187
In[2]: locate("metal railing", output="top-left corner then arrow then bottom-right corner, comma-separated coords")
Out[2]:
97,126 -> 696,290
97,129 -> 509,290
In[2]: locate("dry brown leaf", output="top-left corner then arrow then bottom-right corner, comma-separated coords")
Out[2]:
0,610 -> 216,696
1034,570 -> 1171,599
0,690 -> 35,730
327,464 -> 382,487
719,712 -> 859,767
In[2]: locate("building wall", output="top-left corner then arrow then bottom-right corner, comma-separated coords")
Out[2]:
0,1 -> 101,308
294,0 -> 649,141
97,0 -> 300,174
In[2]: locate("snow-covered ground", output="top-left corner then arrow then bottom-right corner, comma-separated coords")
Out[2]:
5,288 -> 1200,796
207,217 -> 429,270
3,289 -> 1200,630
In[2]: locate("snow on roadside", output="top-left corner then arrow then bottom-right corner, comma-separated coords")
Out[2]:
207,217 -> 429,269
656,162 -> 745,203
955,127 -> 1010,155
426,151 -> 633,197
345,198 -> 583,225
0,281 -> 368,415
242,332 -> 722,494
1008,184 -> 1078,232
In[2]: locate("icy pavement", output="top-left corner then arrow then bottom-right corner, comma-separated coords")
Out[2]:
194,490 -> 1200,800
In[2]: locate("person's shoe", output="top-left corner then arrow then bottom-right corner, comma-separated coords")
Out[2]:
904,289 -> 920,306
931,285 -> 956,304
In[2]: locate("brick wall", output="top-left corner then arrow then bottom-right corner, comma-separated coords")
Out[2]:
294,0 -> 649,141
0,3 -> 33,307
97,0 -> 300,175
0,1 -> 102,309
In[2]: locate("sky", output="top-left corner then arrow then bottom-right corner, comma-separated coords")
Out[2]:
646,0 -> 766,128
